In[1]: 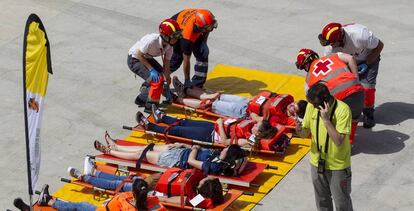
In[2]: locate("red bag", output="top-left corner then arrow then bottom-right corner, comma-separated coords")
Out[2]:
156,168 -> 204,197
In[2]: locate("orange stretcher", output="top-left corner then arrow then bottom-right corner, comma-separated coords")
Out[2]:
171,101 -> 297,131
60,163 -> 248,211
92,140 -> 275,188
122,113 -> 292,155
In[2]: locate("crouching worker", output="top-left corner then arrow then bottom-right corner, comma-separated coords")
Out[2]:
135,105 -> 279,150
172,76 -> 307,126
37,179 -> 165,211
95,138 -> 248,177
127,19 -> 182,112
68,159 -> 224,209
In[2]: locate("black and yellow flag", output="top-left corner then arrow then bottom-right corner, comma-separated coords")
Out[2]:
22,13 -> 52,195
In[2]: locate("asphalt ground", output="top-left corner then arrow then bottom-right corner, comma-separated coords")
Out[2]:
1,0 -> 414,210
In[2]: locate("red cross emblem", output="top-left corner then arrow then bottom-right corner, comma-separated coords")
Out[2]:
312,59 -> 333,77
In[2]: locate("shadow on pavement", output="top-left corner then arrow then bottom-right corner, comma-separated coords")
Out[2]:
352,128 -> 409,155
205,76 -> 267,95
375,102 -> 414,125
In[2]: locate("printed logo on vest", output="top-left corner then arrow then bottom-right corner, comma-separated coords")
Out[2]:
313,58 -> 333,77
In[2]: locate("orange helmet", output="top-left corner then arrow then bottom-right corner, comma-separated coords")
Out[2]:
296,48 -> 319,71
194,10 -> 217,32
159,19 -> 182,40
318,22 -> 343,46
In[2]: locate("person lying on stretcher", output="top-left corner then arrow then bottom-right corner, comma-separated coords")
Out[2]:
172,76 -> 308,126
95,132 -> 248,177
66,157 -> 225,209
36,179 -> 165,211
139,105 -> 278,149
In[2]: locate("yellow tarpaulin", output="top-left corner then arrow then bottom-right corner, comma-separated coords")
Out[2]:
53,64 -> 311,210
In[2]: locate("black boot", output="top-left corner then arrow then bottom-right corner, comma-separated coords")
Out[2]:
135,95 -> 146,107
363,108 -> 375,128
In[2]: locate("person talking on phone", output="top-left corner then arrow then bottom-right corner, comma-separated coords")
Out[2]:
296,83 -> 353,211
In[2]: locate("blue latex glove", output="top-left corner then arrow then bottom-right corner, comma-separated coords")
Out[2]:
358,63 -> 368,75
184,79 -> 192,89
149,68 -> 160,83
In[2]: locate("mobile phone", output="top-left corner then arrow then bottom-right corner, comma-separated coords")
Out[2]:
317,159 -> 325,174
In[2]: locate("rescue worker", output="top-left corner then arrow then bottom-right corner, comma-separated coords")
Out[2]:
318,22 -> 384,128
127,19 -> 182,112
296,48 -> 364,144
170,8 -> 217,88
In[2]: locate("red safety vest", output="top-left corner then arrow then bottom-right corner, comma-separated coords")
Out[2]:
306,54 -> 363,100
155,168 -> 214,209
247,91 -> 294,120
214,117 -> 255,142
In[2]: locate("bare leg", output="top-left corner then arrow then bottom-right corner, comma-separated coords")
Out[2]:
186,88 -> 219,100
181,98 -> 202,108
109,148 -> 161,165
113,143 -> 172,153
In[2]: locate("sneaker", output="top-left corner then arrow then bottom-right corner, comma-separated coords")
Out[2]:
94,140 -> 110,154
67,167 -> 82,179
136,111 -> 149,129
173,76 -> 186,98
38,184 -> 52,206
83,156 -> 95,176
151,104 -> 165,123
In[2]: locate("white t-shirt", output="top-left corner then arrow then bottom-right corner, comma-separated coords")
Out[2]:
128,33 -> 173,60
324,23 -> 379,63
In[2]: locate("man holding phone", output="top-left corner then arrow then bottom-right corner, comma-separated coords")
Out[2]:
296,83 -> 353,211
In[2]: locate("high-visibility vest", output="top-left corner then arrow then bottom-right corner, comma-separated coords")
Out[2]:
96,193 -> 166,211
214,117 -> 255,141
172,9 -> 208,42
247,91 -> 294,120
306,54 -> 364,100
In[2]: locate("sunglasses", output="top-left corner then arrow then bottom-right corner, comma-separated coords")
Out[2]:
318,34 -> 330,46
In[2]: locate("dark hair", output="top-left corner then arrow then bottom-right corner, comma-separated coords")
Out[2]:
306,83 -> 332,105
197,178 -> 224,206
296,100 -> 308,118
220,145 -> 247,176
132,178 -> 149,211
255,120 -> 278,140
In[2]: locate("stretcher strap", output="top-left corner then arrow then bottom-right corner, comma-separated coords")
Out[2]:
262,92 -> 278,120
114,175 -> 135,194
167,170 -> 182,197
136,143 -> 155,169
226,119 -> 243,145
163,119 -> 183,142
181,171 -> 193,208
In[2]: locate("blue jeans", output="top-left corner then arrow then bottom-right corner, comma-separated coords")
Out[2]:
53,199 -> 97,211
83,170 -> 140,192
212,94 -> 249,118
148,115 -> 214,143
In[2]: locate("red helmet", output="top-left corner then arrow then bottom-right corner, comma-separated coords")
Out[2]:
159,19 -> 182,40
296,48 -> 319,71
194,10 -> 217,32
318,22 -> 343,46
